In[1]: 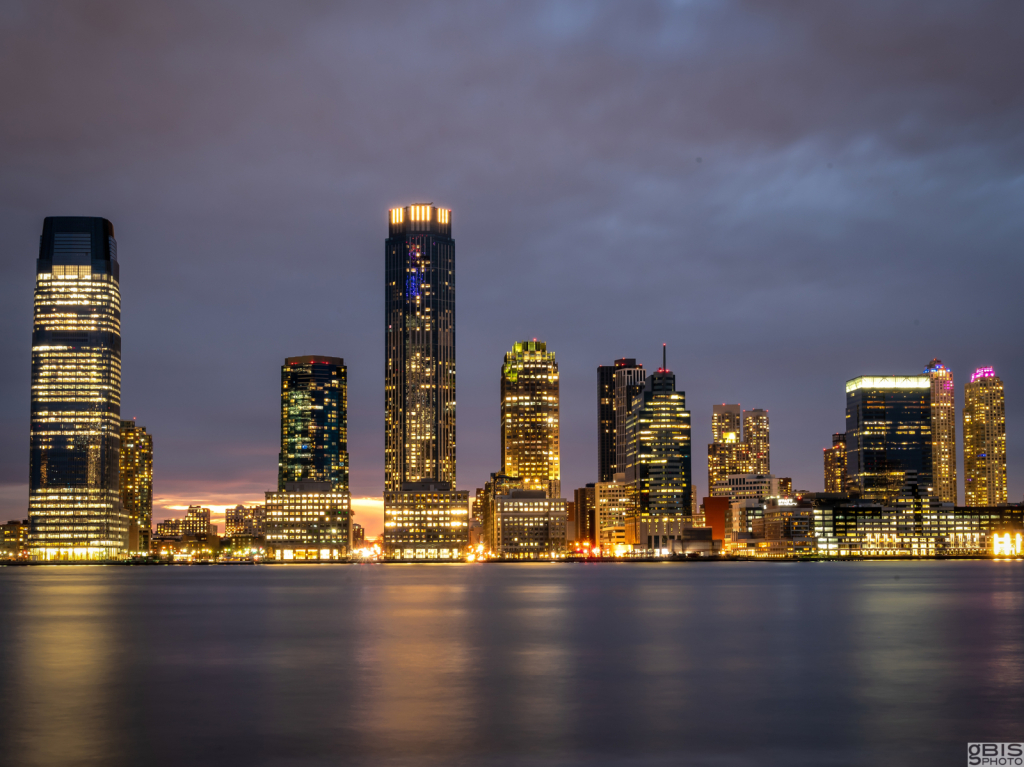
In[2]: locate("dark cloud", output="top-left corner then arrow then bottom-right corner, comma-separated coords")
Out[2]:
2,0 -> 1023,528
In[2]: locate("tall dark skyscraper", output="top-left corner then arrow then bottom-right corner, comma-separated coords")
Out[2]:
28,217 -> 126,560
385,204 -> 455,491
597,358 -> 644,483
845,376 -> 932,504
279,356 -> 348,490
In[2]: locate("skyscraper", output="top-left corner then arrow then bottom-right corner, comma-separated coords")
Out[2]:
708,404 -> 747,494
597,358 -> 644,482
845,375 -> 931,505
743,409 -> 770,475
622,353 -> 692,516
712,404 -> 742,443
824,432 -> 847,493
501,340 -> 560,498
279,356 -> 348,490
28,217 -> 127,561
614,362 -> 647,478
385,204 -> 455,491
963,367 -> 1007,507
120,420 -> 153,553
925,359 -> 957,504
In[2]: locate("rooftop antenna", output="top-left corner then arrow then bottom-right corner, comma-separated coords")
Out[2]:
662,343 -> 667,371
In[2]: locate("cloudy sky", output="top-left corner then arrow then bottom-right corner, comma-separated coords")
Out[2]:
1,1 -> 1022,536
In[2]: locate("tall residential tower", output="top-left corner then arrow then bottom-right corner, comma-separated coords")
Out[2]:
963,367 -> 1006,506
279,356 -> 348,490
28,217 -> 127,560
119,420 -> 153,553
925,359 -> 957,504
597,358 -> 644,482
385,204 -> 455,491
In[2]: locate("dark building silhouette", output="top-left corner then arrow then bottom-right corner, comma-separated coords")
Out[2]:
29,217 -> 127,560
385,204 -> 455,492
279,356 -> 348,490
597,358 -> 644,483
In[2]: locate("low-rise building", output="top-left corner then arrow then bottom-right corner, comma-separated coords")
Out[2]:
493,490 -> 567,559
265,481 -> 351,562
383,481 -> 469,561
1,519 -> 29,560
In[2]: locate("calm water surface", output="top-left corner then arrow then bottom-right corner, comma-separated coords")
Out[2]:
0,561 -> 1021,766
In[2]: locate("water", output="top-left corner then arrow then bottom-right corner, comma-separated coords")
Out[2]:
0,561 -> 1020,767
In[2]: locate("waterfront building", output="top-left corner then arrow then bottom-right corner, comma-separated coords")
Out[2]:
925,359 -> 957,504
598,359 -> 644,482
265,481 -> 350,561
622,356 -> 693,517
279,356 -> 348,491
119,420 -> 153,553
479,472 -> 523,550
501,341 -> 560,498
963,367 -> 1007,506
595,475 -> 632,551
614,361 -> 646,479
155,506 -> 213,538
824,433 -> 847,492
743,409 -> 770,475
385,204 -> 456,492
383,480 -> 469,560
225,505 -> 265,537
573,484 -> 597,546
845,375 -> 932,505
1,520 -> 29,560
493,490 -> 567,559
28,217 -> 127,561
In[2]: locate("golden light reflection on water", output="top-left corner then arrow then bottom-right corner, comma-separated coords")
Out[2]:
10,571 -> 119,767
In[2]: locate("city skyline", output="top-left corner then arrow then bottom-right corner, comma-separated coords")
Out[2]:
1,5 -> 1022,537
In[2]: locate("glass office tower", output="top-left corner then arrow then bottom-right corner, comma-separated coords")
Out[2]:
845,376 -> 931,505
29,217 -> 127,560
385,204 -> 455,492
501,340 -> 560,499
963,367 -> 1007,507
279,356 -> 348,490
119,420 -> 153,553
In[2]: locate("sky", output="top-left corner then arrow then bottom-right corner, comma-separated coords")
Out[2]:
1,1 -> 1022,537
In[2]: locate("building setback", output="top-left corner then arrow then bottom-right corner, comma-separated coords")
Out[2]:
385,204 -> 455,492
501,340 -> 560,499
279,356 -> 348,491
29,217 -> 127,561
963,367 -> 1007,507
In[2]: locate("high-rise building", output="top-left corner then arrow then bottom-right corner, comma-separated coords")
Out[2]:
573,484 -> 597,546
598,359 -> 644,482
622,353 -> 693,516
383,480 -> 469,560
712,404 -> 742,443
28,217 -> 127,561
119,420 -> 153,553
925,359 -> 957,504
279,356 -> 348,490
614,362 -> 647,478
743,409 -> 770,475
824,432 -> 847,492
845,376 -> 931,505
501,340 -> 560,498
385,204 -> 455,492
963,367 -> 1007,507
265,481 -> 350,561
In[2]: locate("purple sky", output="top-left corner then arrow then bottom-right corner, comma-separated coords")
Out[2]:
2,1 -> 1022,535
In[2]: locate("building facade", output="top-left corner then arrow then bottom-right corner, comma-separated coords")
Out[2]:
29,217 -> 127,561
479,472 -> 524,550
119,420 -> 153,553
963,367 -> 1007,506
595,476 -> 632,550
707,404 -> 769,501
279,356 -> 348,491
155,506 -> 213,538
385,204 -> 456,492
501,340 -> 560,498
845,376 -> 932,505
573,484 -> 597,546
598,358 -> 644,482
614,362 -> 646,479
493,490 -> 567,559
925,359 -> 957,504
743,409 -> 770,475
265,481 -> 350,561
623,367 -> 693,517
383,481 -> 469,560
225,505 -> 265,537
824,432 -> 847,493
